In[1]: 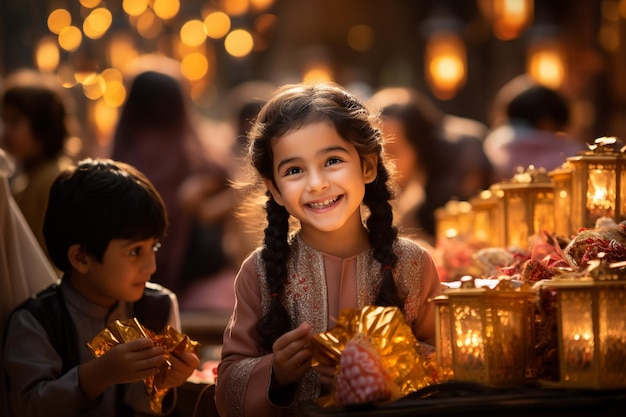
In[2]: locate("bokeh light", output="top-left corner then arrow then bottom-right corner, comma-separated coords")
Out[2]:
181,19 -> 207,47
224,29 -> 254,57
181,52 -> 209,81
204,12 -> 231,39
58,25 -> 82,51
35,36 -> 60,72
347,24 -> 374,52
83,8 -> 112,40
47,9 -> 71,35
153,0 -> 180,20
123,0 -> 149,16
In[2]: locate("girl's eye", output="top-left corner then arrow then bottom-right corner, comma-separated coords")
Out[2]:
326,157 -> 342,166
129,247 -> 141,256
284,167 -> 302,176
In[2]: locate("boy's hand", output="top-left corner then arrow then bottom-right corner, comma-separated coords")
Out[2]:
99,338 -> 166,385
156,350 -> 200,389
79,338 -> 166,401
271,323 -> 314,389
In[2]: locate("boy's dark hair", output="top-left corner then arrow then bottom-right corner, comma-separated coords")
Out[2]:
248,82 -> 403,351
43,158 -> 168,272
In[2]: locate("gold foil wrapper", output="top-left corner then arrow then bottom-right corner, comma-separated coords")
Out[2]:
310,306 -> 437,407
87,318 -> 200,413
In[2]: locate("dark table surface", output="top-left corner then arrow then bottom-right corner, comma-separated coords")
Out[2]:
298,381 -> 626,417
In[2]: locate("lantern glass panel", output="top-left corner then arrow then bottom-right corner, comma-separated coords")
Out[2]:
559,289 -> 594,384
506,193 -> 527,248
620,170 -> 626,223
533,190 -> 555,235
451,299 -> 486,381
586,166 -> 616,224
598,287 -> 626,385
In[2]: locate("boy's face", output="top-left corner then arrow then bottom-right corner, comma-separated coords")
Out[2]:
77,237 -> 160,307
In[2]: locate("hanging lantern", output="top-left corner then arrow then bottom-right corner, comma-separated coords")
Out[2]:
567,137 -> 626,230
490,166 -> 555,251
421,11 -> 466,100
433,278 -> 536,386
548,162 -> 574,237
536,260 -> 626,389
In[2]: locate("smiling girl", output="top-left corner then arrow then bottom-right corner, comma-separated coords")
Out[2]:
215,82 -> 442,417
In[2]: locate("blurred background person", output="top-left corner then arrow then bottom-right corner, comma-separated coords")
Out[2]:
484,75 -> 587,183
110,70 -> 233,302
368,86 -> 493,247
0,69 -> 78,259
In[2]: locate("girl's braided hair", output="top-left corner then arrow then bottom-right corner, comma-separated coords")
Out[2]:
247,82 -> 403,351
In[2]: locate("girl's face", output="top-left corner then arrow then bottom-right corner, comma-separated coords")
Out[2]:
70,237 -> 160,307
265,121 -> 377,243
1,105 -> 42,162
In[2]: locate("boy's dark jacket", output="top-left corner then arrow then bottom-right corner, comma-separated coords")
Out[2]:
12,280 -> 172,373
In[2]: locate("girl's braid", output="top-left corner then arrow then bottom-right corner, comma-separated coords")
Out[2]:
363,160 -> 404,308
256,192 -> 292,351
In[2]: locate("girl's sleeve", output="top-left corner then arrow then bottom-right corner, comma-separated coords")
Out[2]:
215,251 -> 291,417
3,309 -> 97,416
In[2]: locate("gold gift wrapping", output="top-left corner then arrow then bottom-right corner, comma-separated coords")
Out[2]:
309,306 -> 438,407
87,318 -> 200,413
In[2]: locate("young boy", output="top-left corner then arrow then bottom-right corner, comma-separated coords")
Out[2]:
3,158 -> 199,416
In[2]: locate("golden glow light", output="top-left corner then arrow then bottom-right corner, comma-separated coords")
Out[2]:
123,0 -> 149,16
302,64 -> 333,83
47,9 -> 72,34
181,52 -> 209,81
491,0 -> 534,40
153,0 -> 180,20
83,8 -> 112,40
91,100 -> 119,145
425,33 -> 466,100
137,9 -> 163,39
58,25 -> 83,52
80,0 -> 101,8
223,0 -> 249,16
103,80 -> 127,107
35,36 -> 60,72
204,12 -> 231,39
181,19 -> 207,47
57,64 -> 78,88
82,73 -> 106,100
108,33 -> 138,72
224,29 -> 254,57
528,41 -> 565,89
250,0 -> 275,11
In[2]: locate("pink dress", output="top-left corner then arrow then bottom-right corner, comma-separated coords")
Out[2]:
215,233 -> 441,417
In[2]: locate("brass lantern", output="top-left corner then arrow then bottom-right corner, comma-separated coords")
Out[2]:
537,261 -> 626,389
567,137 -> 626,231
490,166 -> 555,251
434,278 -> 536,386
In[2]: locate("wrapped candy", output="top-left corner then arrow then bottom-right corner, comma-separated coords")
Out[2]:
309,306 -> 437,407
87,318 -> 200,413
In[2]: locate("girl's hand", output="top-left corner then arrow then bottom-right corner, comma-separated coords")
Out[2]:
271,323 -> 314,389
157,350 -> 201,389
